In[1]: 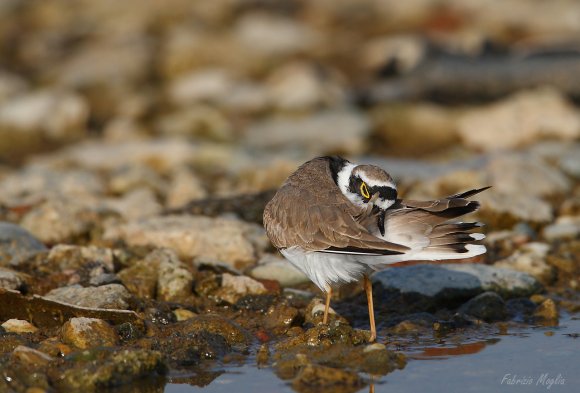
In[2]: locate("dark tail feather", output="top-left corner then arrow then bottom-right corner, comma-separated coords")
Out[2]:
447,186 -> 491,200
431,222 -> 484,237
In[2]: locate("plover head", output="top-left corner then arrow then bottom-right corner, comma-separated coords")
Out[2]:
331,158 -> 397,211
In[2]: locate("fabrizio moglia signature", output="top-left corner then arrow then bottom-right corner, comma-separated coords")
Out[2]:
501,373 -> 566,390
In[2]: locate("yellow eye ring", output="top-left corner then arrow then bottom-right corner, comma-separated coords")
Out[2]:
360,182 -> 370,199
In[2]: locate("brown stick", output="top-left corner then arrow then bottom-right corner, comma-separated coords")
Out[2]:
323,286 -> 332,324
364,275 -> 376,342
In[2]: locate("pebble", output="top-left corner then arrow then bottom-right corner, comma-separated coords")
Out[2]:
543,217 -> 580,241
104,215 -> 265,268
478,191 -> 553,228
0,222 -> 47,267
165,166 -> 208,209
44,284 -> 132,310
46,244 -> 115,272
372,264 -> 542,301
494,243 -> 555,284
20,196 -> 96,244
457,88 -> 580,151
0,267 -> 25,290
11,345 -> 53,366
61,317 -> 119,349
155,249 -> 194,303
533,299 -> 559,320
244,110 -> 370,155
0,90 -> 88,153
0,167 -> 104,207
484,154 -> 570,197
1,319 -> 38,334
217,273 -> 267,304
250,254 -> 309,287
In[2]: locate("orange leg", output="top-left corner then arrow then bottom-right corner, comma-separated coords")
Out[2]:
323,286 -> 332,324
364,275 -> 376,342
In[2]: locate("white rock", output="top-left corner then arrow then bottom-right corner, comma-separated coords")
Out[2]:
494,242 -> 554,283
165,167 -> 207,209
104,215 -> 265,268
1,319 -> 38,334
543,217 -> 580,241
458,88 -> 580,151
479,191 -> 553,224
0,90 -> 88,139
222,273 -> 266,296
485,154 -> 570,197
0,268 -> 24,290
168,69 -> 234,105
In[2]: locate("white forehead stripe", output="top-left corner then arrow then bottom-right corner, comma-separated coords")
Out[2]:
357,172 -> 396,189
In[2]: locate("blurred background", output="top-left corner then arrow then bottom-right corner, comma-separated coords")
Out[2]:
0,0 -> 579,259
1,1 -> 579,392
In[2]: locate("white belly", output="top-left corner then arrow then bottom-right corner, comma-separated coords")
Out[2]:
280,247 -> 372,292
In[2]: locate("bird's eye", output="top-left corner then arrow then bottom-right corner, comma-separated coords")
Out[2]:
360,182 -> 370,199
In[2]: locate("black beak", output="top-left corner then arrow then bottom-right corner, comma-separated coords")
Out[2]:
378,210 -> 385,237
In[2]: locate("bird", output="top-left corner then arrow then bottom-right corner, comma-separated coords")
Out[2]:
263,156 -> 488,342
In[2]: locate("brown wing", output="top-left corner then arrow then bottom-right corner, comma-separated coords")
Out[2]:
263,158 -> 409,255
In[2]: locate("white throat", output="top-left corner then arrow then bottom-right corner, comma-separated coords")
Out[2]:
336,163 -> 363,205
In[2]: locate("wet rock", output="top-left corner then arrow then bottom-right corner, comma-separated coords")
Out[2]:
117,257 -> 158,300
104,215 -> 265,268
275,324 -> 369,352
484,154 -> 570,197
20,196 -> 97,244
0,222 -> 47,267
250,254 -> 309,287
37,338 -> 73,358
215,273 -> 267,304
44,284 -> 132,310
457,88 -> 580,151
0,90 -> 88,156
304,297 -> 348,327
52,348 -> 165,392
372,264 -> 542,309
179,315 -> 250,348
244,110 -> 370,155
1,319 -> 38,334
263,303 -> 300,332
0,167 -> 104,206
292,364 -> 365,393
543,217 -> 580,241
478,191 -> 553,228
494,243 -> 555,284
458,292 -> 508,322
534,299 -> 559,321
11,345 -> 53,367
0,267 -> 25,290
61,317 -> 119,349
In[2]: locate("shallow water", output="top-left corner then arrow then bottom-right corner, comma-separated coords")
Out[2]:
165,315 -> 579,393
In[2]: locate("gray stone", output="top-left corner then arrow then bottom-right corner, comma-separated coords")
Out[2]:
372,264 -> 542,301
44,284 -> 131,310
458,291 -> 508,322
0,222 -> 47,267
